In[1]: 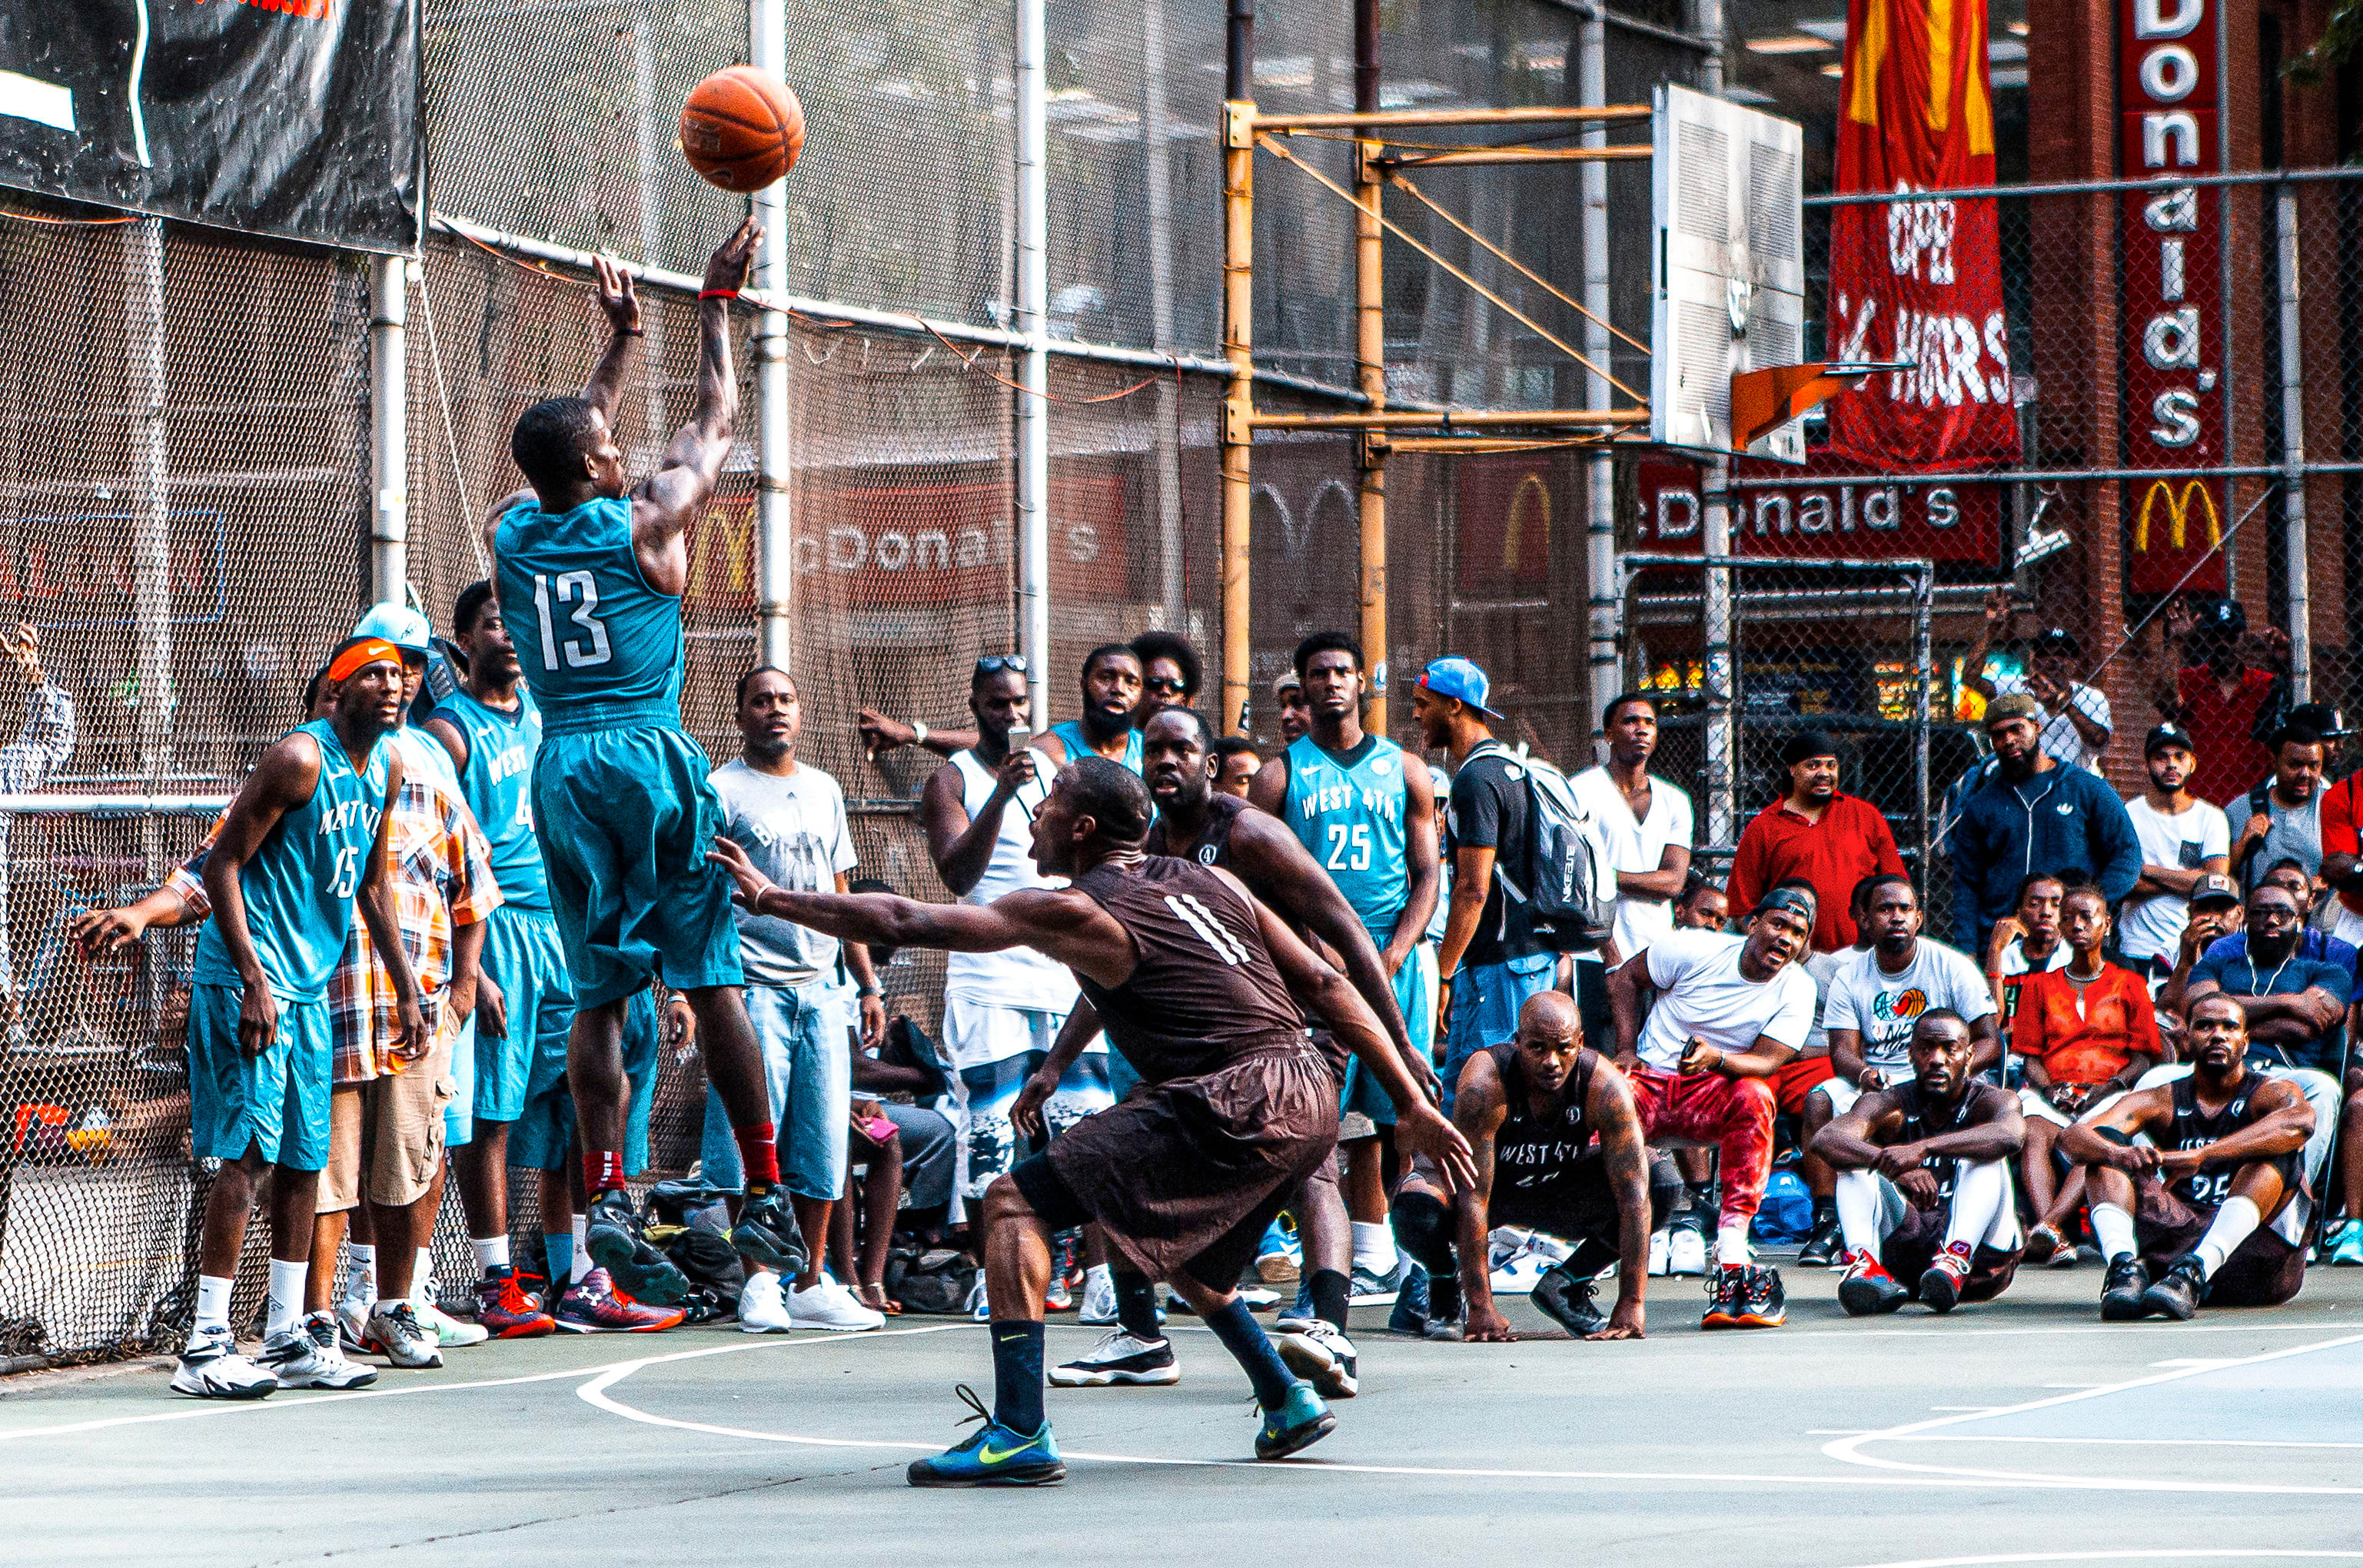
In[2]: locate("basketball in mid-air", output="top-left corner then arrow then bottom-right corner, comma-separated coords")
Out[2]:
679,67 -> 804,192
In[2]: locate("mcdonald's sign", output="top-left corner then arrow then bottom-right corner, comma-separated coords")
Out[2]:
1457,457 -> 1557,593
2130,478 -> 2222,553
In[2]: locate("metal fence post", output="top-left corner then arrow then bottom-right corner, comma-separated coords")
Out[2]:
368,253 -> 407,608
1014,0 -> 1052,721
1354,0 -> 1388,733
1580,1 -> 1615,763
753,0 -> 795,675
2276,181 -> 2311,703
1220,0 -> 1256,736
1913,563 -> 1933,888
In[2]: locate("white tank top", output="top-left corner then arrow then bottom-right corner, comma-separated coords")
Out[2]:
943,748 -> 1081,1012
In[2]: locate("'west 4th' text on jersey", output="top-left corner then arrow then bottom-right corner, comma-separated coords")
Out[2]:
494,495 -> 684,735
193,719 -> 391,1001
438,685 -> 547,911
1281,733 -> 1409,944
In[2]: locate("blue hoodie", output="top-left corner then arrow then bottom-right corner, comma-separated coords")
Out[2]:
1949,759 -> 2142,952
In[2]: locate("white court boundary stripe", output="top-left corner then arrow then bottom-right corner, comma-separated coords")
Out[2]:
1842,1553 -> 2363,1568
0,1323 -> 971,1445
1821,1331 -> 2363,1493
572,1340 -> 2363,1493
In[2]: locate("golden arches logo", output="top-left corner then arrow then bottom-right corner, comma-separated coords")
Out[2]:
1503,472 -> 1550,572
2132,479 -> 2222,553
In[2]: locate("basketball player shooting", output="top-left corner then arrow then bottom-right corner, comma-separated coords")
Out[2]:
485,218 -> 809,1297
708,758 -> 1477,1485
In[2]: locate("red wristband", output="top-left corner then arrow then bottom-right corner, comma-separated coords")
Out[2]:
699,288 -> 739,301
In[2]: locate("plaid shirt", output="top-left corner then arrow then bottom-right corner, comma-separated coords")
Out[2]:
173,729 -> 502,1082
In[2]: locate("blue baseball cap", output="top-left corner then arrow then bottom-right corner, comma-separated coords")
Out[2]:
1417,656 -> 1504,719
353,603 -> 432,663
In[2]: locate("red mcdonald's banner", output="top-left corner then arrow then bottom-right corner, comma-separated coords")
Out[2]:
1824,0 -> 2020,470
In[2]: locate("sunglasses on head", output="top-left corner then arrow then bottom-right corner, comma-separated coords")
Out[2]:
974,655 -> 1029,676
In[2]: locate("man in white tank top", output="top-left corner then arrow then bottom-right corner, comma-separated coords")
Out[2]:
919,659 -> 1109,1241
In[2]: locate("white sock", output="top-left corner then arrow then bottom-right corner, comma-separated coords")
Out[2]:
2090,1201 -> 2137,1264
194,1274 -> 233,1336
341,1244 -> 377,1309
413,1247 -> 436,1303
265,1258 -> 307,1339
1351,1220 -> 1400,1275
1085,1262 -> 1111,1290
570,1215 -> 592,1283
472,1234 -> 510,1274
2193,1196 -> 2262,1278
1832,1169 -> 1886,1260
1943,1159 -> 2012,1255
1717,1221 -> 1752,1268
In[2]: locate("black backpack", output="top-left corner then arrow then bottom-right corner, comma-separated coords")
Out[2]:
1463,740 -> 1616,953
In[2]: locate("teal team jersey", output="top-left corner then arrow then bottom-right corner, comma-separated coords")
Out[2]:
494,495 -> 685,733
193,719 -> 391,1001
1281,733 -> 1410,943
1049,719 -> 1142,775
439,685 -> 547,911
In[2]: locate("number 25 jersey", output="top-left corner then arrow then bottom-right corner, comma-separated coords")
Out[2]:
495,495 -> 685,729
1280,733 -> 1409,945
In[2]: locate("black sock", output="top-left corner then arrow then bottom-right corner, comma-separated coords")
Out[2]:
1685,1179 -> 1716,1214
1564,1237 -> 1617,1278
1204,1298 -> 1298,1409
989,1319 -> 1046,1434
1112,1267 -> 1162,1341
1308,1267 -> 1351,1333
1428,1271 -> 1464,1321
1810,1196 -> 1837,1224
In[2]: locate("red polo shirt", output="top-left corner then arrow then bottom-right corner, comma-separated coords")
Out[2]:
1724,792 -> 1905,952
2177,665 -> 2275,808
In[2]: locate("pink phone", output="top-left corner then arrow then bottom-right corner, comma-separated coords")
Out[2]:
854,1112 -> 896,1144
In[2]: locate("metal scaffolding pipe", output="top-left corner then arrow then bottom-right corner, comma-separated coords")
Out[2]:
1221,0 -> 1255,736
1015,0 -> 1050,718
1384,147 -> 1650,167
1253,407 -> 1647,428
1256,105 -> 1649,130
753,0 -> 795,673
2277,183 -> 2311,703
1354,0 -> 1388,733
1579,2 -> 1615,760
124,218 -> 174,796
369,253 -> 408,607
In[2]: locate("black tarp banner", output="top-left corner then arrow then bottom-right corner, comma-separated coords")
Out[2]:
0,0 -> 417,252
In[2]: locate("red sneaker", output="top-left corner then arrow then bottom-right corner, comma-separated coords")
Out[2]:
1918,1242 -> 1974,1315
556,1267 -> 688,1333
476,1266 -> 558,1338
1838,1249 -> 1909,1317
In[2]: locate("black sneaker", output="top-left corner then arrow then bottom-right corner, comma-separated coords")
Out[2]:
1530,1264 -> 1607,1336
2138,1254 -> 2207,1321
584,1191 -> 689,1306
1701,1264 -> 1740,1329
732,1184 -> 810,1277
2100,1254 -> 2152,1321
1797,1212 -> 1846,1269
1729,1264 -> 1786,1328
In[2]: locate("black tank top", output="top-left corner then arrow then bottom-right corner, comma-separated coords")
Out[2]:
1486,1041 -> 1599,1204
1145,794 -> 1249,869
1071,855 -> 1324,1083
1886,1081 -> 2009,1204
2169,1073 -> 2269,1209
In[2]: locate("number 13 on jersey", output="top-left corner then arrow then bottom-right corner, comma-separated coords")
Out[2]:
533,570 -> 613,669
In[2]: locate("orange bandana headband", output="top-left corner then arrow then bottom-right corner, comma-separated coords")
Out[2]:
327,638 -> 402,684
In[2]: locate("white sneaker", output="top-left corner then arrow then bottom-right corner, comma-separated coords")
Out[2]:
1667,1227 -> 1708,1277
1049,1330 -> 1179,1387
1648,1227 -> 1671,1277
335,1297 -> 374,1352
737,1270 -> 794,1334
413,1296 -> 489,1348
262,1311 -> 377,1390
965,1273 -> 990,1321
1489,1240 -> 1551,1294
1275,1320 -> 1358,1399
171,1326 -> 276,1400
364,1302 -> 445,1370
787,1276 -> 885,1332
1078,1264 -> 1118,1325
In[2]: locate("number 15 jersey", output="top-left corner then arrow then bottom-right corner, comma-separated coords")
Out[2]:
1281,733 -> 1409,947
495,495 -> 685,733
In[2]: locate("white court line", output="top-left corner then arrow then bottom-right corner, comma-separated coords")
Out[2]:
1882,1435 -> 2363,1450
1843,1553 -> 2363,1568
1821,1331 -> 2363,1493
0,1323 -> 972,1445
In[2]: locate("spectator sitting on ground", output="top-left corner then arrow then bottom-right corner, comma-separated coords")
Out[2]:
2155,596 -> 2288,809
1984,871 -> 2072,1028
1948,693 -> 2141,957
2011,885 -> 2160,1266
2232,724 -> 2326,893
2118,723 -> 2231,989
1211,734 -> 1261,798
1724,729 -> 1904,955
1962,593 -> 2112,775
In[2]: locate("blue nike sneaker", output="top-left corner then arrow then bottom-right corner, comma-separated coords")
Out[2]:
1386,1264 -> 1431,1334
1254,1382 -> 1335,1460
906,1386 -> 1065,1488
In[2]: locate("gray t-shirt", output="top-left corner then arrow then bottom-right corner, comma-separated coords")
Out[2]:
2248,787 -> 2322,891
710,758 -> 858,987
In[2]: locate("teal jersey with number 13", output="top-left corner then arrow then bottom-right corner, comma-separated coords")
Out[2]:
494,496 -> 685,723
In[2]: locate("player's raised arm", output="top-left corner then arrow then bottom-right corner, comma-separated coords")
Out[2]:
581,254 -> 643,420
636,217 -> 760,545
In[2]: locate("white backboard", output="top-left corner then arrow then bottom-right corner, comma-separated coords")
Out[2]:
1650,83 -> 1807,462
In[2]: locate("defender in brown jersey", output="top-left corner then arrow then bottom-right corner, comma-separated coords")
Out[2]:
1810,1009 -> 2029,1317
708,757 -> 1474,1487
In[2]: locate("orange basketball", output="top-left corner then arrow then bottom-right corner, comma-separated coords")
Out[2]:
679,67 -> 804,193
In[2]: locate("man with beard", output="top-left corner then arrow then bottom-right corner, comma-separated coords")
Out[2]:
1017,707 -> 1431,1395
708,757 -> 1474,1484
2061,991 -> 2314,1319
1726,731 -> 1903,955
1948,693 -> 2141,955
1811,1009 -> 2026,1315
857,639 -> 1165,774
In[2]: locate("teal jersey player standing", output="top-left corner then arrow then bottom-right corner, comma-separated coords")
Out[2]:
1279,731 -> 1411,945
482,220 -> 809,1300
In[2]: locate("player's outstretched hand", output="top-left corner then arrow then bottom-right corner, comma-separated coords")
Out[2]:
707,835 -> 776,911
1395,1101 -> 1477,1195
705,216 -> 762,296
1464,1303 -> 1516,1343
1587,1297 -> 1646,1340
593,254 -> 642,337
71,906 -> 145,955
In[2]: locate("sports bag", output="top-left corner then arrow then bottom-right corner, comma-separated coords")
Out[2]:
1466,740 -> 1616,953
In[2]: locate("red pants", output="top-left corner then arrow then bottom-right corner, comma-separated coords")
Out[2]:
1627,1066 -> 1776,1231
1770,1055 -> 1836,1118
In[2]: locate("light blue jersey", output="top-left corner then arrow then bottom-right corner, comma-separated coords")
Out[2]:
494,495 -> 683,735
439,685 -> 547,911
193,719 -> 391,1001
1049,719 -> 1142,774
1281,733 -> 1410,945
